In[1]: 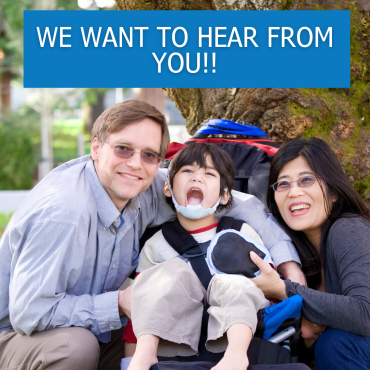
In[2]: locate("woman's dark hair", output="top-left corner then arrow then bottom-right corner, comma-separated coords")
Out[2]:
166,142 -> 235,210
267,137 -> 370,288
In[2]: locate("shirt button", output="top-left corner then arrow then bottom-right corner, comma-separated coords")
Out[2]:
115,218 -> 118,222
112,264 -> 116,269
110,326 -> 114,330
103,227 -> 106,231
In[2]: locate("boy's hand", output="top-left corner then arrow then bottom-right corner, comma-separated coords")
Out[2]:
301,316 -> 326,348
249,251 -> 287,301
277,261 -> 307,286
119,285 -> 132,319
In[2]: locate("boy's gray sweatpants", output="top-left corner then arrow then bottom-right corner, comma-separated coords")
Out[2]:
132,258 -> 266,357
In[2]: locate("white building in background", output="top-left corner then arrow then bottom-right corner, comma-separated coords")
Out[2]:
0,191 -> 29,213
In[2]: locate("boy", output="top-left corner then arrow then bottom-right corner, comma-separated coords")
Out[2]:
127,143 -> 281,370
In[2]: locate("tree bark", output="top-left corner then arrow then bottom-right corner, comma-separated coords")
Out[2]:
83,89 -> 106,132
115,0 -> 370,203
0,69 -> 11,116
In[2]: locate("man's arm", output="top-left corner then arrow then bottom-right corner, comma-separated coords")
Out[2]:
118,286 -> 132,319
9,220 -> 122,336
277,261 -> 306,286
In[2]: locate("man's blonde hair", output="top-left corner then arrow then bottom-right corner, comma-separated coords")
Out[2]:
91,100 -> 170,159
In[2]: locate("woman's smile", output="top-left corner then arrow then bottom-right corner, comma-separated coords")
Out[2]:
289,202 -> 311,217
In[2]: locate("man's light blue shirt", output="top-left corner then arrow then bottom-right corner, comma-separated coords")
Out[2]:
0,156 -> 300,337
0,157 -> 176,336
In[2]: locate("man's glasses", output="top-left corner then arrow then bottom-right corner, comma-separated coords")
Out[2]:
270,176 -> 318,192
104,143 -> 161,165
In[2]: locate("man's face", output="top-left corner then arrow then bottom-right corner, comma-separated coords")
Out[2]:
91,118 -> 162,211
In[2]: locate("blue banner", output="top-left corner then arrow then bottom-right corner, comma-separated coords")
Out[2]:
24,10 -> 350,88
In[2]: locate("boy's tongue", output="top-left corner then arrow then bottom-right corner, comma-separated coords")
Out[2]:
187,196 -> 202,205
186,190 -> 203,205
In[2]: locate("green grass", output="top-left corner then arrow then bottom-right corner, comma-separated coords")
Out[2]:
0,213 -> 13,237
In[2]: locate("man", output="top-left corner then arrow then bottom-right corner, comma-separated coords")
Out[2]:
0,100 -> 304,370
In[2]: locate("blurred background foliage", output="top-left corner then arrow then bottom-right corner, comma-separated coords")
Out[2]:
0,109 -> 39,190
0,0 -> 119,190
0,213 -> 13,237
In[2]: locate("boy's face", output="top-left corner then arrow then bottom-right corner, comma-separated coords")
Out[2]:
164,155 -> 229,210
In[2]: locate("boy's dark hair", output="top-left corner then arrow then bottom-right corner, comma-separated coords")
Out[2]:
166,142 -> 234,211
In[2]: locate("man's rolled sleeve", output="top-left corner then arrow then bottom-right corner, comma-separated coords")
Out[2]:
94,291 -> 122,333
256,215 -> 301,266
265,240 -> 300,267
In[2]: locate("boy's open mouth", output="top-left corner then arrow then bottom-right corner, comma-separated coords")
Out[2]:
186,187 -> 204,205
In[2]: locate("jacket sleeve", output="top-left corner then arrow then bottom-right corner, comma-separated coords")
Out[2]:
9,220 -> 121,336
217,191 -> 301,267
285,218 -> 370,336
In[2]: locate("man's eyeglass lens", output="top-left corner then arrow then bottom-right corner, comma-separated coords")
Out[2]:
272,176 -> 317,192
113,145 -> 161,164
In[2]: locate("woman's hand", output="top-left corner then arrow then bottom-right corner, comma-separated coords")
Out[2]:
249,251 -> 288,301
301,316 -> 326,348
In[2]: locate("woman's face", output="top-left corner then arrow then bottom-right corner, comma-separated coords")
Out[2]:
274,156 -> 329,247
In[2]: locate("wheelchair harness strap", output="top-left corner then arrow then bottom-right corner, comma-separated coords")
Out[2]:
162,217 -> 244,290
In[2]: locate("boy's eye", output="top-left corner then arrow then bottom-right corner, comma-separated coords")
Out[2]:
183,169 -> 192,173
206,172 -> 216,176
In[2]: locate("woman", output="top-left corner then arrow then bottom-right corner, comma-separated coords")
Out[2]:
250,137 -> 370,370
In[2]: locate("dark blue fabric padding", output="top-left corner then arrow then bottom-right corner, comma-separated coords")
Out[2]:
263,295 -> 303,339
194,119 -> 268,137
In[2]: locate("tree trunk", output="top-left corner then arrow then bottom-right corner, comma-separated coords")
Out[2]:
83,89 -> 106,133
115,0 -> 370,203
0,69 -> 11,116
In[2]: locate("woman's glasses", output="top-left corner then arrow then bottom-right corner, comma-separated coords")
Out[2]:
104,142 -> 161,165
271,176 -> 318,192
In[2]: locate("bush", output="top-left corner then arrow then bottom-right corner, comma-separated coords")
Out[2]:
0,213 -> 13,237
0,109 -> 40,190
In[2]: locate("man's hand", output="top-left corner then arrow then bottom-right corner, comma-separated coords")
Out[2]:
277,261 -> 307,286
249,251 -> 288,301
301,316 -> 326,348
118,285 -> 132,319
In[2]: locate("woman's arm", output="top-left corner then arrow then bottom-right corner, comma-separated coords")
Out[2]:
286,218 -> 370,336
251,218 -> 370,337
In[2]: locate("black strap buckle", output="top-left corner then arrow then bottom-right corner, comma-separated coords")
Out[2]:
183,245 -> 205,258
